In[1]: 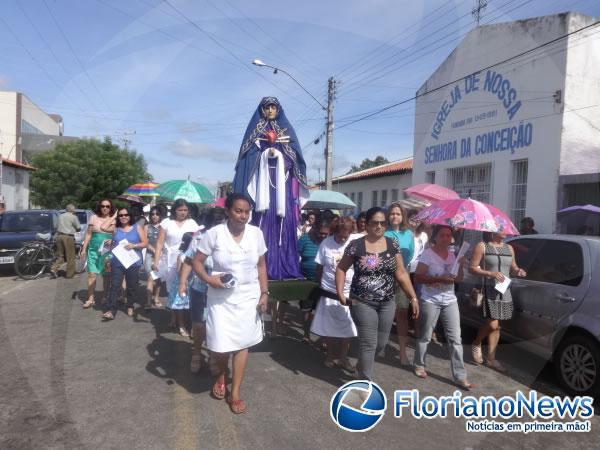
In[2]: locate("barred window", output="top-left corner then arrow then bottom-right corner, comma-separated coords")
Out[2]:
448,163 -> 492,203
511,160 -> 528,226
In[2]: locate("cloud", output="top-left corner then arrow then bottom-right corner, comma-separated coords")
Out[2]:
176,121 -> 203,134
145,155 -> 182,168
166,138 -> 236,162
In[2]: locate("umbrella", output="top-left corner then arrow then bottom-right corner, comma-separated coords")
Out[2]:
117,194 -> 145,204
557,204 -> 600,230
156,179 -> 214,204
124,182 -> 160,197
302,190 -> 356,210
404,183 -> 460,202
413,198 -> 520,235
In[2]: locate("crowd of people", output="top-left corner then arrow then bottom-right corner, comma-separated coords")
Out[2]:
56,194 -> 536,414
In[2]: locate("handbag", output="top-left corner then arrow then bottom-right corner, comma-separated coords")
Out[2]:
470,249 -> 486,307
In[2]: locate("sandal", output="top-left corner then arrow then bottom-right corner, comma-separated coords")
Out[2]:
101,311 -> 114,321
179,327 -> 190,338
324,359 -> 335,368
471,344 -> 484,364
127,307 -> 134,317
83,298 -> 95,309
211,378 -> 226,400
226,396 -> 247,414
486,359 -> 507,373
336,358 -> 356,373
414,367 -> 428,379
456,379 -> 475,391
154,300 -> 163,308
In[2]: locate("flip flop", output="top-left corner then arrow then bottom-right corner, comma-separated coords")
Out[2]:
226,396 -> 247,414
414,367 -> 428,379
457,380 -> 476,391
101,311 -> 114,321
211,378 -> 226,400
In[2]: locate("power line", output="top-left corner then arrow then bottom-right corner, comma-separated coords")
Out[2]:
41,0 -> 113,112
0,15 -> 86,112
339,0 -> 531,97
161,0 -> 320,112
14,1 -> 102,113
335,19 -> 600,131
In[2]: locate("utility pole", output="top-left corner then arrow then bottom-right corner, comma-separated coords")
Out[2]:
472,0 -> 488,26
324,77 -> 336,190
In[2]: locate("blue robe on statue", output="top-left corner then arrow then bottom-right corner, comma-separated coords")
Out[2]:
232,97 -> 308,280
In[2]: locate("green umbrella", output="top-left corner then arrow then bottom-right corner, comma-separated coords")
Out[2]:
155,179 -> 214,204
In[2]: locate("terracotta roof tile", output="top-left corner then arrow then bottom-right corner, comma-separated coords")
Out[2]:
2,158 -> 36,171
332,158 -> 413,183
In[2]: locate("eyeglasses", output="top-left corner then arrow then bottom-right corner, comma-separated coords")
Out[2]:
100,204 -> 111,208
369,220 -> 387,227
118,214 -> 130,217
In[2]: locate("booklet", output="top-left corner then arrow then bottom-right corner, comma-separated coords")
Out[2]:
495,276 -> 512,294
111,239 -> 140,269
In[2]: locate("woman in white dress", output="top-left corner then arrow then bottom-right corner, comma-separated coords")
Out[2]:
310,217 -> 359,371
193,194 -> 269,415
152,199 -> 200,329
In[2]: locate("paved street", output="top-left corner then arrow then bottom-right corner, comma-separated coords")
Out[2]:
1,269 -> 598,449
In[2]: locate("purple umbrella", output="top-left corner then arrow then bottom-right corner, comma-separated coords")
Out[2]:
557,204 -> 600,233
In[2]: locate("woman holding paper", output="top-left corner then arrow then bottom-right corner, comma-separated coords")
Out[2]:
470,232 -> 526,372
101,207 -> 147,320
413,225 -> 473,390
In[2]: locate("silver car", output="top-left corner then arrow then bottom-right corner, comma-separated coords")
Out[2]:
457,234 -> 600,397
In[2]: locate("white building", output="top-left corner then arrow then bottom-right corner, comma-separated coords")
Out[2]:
0,91 -> 77,210
328,158 -> 414,213
412,12 -> 600,233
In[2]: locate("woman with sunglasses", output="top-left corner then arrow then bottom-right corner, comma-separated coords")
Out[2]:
101,207 -> 148,320
80,199 -> 116,308
144,206 -> 163,309
336,207 -> 418,381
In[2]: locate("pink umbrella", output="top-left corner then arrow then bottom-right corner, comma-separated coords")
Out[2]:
414,198 -> 520,235
405,183 -> 460,202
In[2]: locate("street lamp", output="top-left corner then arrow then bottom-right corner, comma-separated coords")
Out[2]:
252,59 -> 326,111
252,59 -> 335,190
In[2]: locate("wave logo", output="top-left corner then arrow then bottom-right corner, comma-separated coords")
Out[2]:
330,380 -> 387,432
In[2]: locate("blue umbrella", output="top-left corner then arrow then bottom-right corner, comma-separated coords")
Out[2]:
302,190 -> 356,210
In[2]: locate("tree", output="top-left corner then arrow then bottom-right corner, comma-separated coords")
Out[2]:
347,155 -> 389,174
30,137 -> 152,209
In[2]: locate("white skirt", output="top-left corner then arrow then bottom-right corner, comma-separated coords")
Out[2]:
310,296 -> 357,338
206,284 -> 263,353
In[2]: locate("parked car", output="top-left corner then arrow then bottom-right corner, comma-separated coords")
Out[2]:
457,234 -> 600,397
0,210 -> 59,265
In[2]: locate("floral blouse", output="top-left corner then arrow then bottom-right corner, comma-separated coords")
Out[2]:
344,236 -> 400,302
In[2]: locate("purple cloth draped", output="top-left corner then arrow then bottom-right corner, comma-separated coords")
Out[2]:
251,155 -> 303,280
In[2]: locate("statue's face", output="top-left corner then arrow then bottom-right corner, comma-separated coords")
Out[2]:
263,104 -> 278,120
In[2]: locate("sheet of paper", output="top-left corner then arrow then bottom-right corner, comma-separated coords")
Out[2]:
98,239 -> 111,255
111,239 -> 140,269
449,241 -> 470,276
495,276 -> 512,294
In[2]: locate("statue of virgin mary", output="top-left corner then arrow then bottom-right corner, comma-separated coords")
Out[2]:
232,97 -> 308,280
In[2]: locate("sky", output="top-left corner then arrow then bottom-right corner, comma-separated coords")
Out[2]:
1,0 -> 599,192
